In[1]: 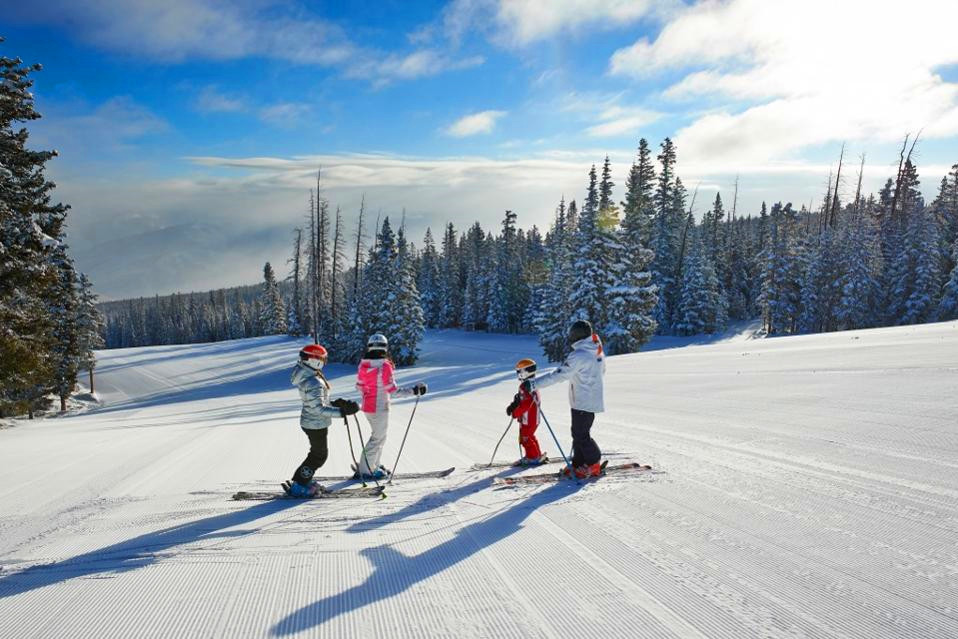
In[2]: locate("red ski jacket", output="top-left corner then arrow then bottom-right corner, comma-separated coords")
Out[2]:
511,387 -> 539,428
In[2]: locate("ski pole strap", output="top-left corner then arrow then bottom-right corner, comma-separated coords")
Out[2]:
389,394 -> 420,484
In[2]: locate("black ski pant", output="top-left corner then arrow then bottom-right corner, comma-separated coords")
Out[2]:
570,409 -> 601,467
292,427 -> 329,485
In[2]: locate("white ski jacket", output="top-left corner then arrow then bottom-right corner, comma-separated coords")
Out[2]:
535,334 -> 606,413
291,361 -> 341,430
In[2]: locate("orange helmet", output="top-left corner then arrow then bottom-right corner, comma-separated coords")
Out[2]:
515,358 -> 537,381
300,343 -> 328,369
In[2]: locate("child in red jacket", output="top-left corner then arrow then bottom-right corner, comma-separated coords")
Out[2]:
506,358 -> 546,466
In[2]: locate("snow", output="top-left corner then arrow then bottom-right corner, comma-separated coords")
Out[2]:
2,322 -> 958,637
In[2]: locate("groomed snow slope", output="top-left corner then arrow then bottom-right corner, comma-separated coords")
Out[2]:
1,322 -> 957,638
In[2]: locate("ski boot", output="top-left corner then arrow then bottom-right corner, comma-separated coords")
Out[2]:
353,465 -> 390,481
560,462 -> 603,479
282,479 -> 320,498
515,454 -> 547,467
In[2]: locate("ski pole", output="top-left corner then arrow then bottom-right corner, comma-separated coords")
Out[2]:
486,417 -> 514,467
352,414 -> 383,493
532,390 -> 575,481
388,393 -> 420,485
343,416 -> 366,487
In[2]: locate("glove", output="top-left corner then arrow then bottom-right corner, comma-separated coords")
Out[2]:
414,382 -> 428,396
332,398 -> 359,417
506,394 -> 520,416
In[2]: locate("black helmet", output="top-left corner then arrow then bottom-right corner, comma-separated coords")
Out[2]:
569,319 -> 593,343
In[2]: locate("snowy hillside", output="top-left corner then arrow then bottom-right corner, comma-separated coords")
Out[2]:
2,323 -> 958,638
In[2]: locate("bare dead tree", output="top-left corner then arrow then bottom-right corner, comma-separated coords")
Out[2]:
829,143 -> 845,229
853,153 -> 866,220
330,207 -> 345,336
353,194 -> 366,296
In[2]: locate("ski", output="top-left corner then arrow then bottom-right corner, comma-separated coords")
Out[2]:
469,457 -> 560,471
232,485 -> 386,501
327,466 -> 455,481
492,461 -> 654,486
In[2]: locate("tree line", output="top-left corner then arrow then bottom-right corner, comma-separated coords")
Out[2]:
99,135 -> 958,368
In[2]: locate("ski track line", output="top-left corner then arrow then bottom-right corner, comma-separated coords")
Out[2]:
632,433 -> 958,537
531,505 -> 710,639
601,482 -> 958,638
442,491 -> 561,638
609,418 -> 958,503
586,489 -> 886,639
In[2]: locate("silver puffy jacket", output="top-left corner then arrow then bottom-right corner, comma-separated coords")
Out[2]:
291,361 -> 341,430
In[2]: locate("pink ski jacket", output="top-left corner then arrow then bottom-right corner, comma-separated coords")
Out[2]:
356,358 -> 406,413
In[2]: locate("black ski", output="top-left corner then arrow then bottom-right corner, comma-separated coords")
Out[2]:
492,461 -> 654,486
232,484 -> 386,501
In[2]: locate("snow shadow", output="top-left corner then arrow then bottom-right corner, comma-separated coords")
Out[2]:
0,500 -> 301,599
346,468 -> 526,533
271,481 -> 582,636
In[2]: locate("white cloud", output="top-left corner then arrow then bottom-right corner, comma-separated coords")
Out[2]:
29,96 -> 167,158
6,1 -> 480,87
258,102 -> 312,126
558,91 -> 661,138
443,110 -> 507,137
609,0 -> 958,167
195,86 -> 246,113
586,106 -> 661,138
441,0 -> 668,47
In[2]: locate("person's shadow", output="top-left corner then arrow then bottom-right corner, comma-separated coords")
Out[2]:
271,481 -> 583,636
347,466 -> 527,533
0,500 -> 301,599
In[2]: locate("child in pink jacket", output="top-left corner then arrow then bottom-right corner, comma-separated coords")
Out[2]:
354,333 -> 426,479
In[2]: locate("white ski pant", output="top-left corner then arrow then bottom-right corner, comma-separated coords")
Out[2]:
358,410 -> 390,473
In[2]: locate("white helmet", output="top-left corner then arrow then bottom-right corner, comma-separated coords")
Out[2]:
367,333 -> 388,350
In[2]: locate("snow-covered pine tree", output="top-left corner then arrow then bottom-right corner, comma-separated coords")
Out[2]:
937,236 -> 958,321
673,229 -> 727,335
75,273 -> 105,393
568,164 -> 612,329
49,248 -> 82,411
0,43 -> 71,417
259,262 -> 288,335
835,210 -> 883,330
535,198 -> 575,361
417,227 -> 443,327
438,223 -> 463,327
651,138 -> 681,333
758,203 -> 804,334
390,223 -> 425,365
606,144 -> 657,354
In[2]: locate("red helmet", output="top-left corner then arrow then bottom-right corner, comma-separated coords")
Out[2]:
300,344 -> 328,369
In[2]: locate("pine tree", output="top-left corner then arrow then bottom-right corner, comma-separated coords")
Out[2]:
607,144 -> 657,354
75,273 -> 105,393
673,231 -> 727,335
259,262 -> 287,335
569,164 -> 609,327
938,236 -> 958,321
0,42 -> 71,417
651,138 -> 681,332
835,213 -> 883,330
417,227 -> 443,327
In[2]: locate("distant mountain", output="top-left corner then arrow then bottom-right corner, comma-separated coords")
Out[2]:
71,222 -> 289,299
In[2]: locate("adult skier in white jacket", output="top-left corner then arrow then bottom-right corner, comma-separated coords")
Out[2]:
534,319 -> 606,478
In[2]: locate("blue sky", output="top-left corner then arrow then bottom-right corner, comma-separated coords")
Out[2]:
5,0 -> 958,298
